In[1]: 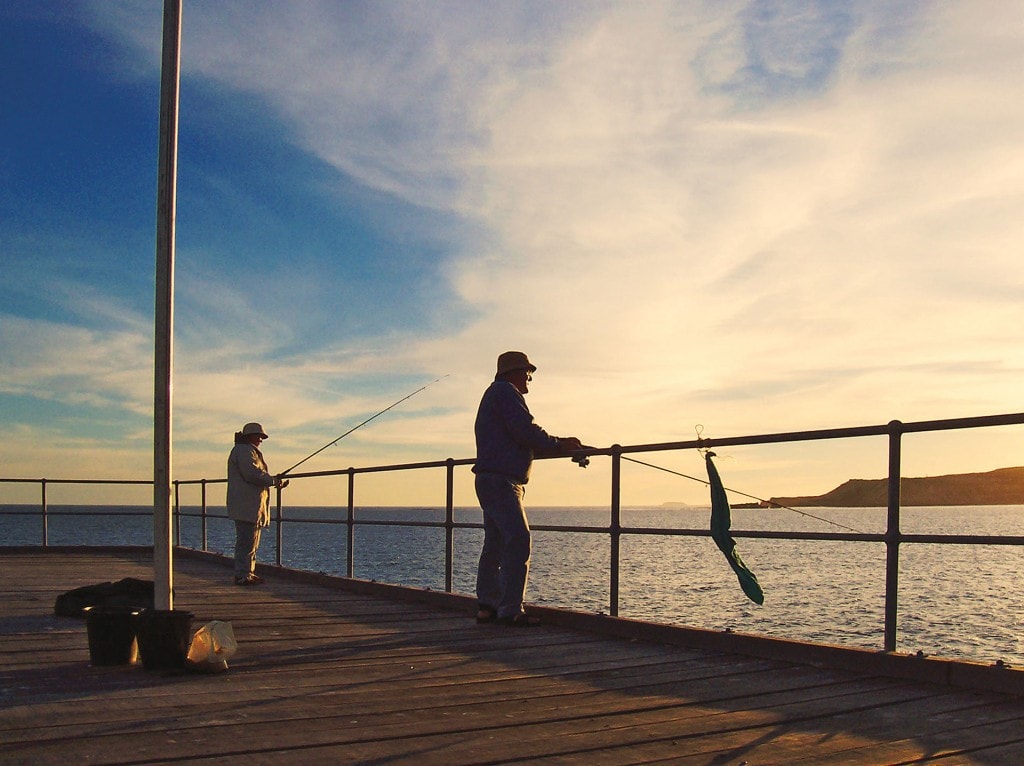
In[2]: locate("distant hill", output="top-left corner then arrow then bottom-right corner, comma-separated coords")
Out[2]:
769,466 -> 1024,507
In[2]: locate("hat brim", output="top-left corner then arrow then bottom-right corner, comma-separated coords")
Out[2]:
497,364 -> 537,376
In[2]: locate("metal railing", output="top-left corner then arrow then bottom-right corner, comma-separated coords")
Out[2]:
0,478 -> 153,547
4,412 -> 1024,654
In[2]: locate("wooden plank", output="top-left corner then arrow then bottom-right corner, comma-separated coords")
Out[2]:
3,550 -> 1024,766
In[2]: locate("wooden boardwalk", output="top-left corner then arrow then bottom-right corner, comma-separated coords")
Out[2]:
3,549 -> 1024,765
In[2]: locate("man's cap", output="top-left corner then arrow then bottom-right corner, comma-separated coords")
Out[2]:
496,351 -> 537,377
241,422 -> 269,439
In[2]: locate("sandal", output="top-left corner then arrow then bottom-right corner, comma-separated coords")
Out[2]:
498,612 -> 540,628
476,605 -> 498,624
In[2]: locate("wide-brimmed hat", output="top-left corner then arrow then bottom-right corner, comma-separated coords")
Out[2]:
496,351 -> 536,377
241,422 -> 269,439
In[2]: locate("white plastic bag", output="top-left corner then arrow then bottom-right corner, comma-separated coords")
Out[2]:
186,620 -> 237,672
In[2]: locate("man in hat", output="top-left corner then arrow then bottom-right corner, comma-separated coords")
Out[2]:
227,422 -> 288,585
473,351 -> 586,626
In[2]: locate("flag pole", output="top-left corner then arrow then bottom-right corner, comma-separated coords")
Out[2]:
154,0 -> 182,611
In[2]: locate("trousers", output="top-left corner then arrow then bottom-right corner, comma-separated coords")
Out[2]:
233,520 -> 262,578
475,472 -> 531,619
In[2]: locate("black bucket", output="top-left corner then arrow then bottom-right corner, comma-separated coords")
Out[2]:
134,609 -> 194,670
85,606 -> 140,666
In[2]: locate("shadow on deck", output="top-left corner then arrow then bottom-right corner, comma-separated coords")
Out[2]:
2,547 -> 1024,765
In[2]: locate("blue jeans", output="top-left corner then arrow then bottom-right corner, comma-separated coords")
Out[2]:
475,473 -> 531,619
233,520 -> 262,579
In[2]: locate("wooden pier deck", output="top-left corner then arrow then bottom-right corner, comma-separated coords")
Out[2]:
3,549 -> 1024,765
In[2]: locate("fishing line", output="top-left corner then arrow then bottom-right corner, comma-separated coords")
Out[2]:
281,374 -> 450,476
620,455 -> 866,534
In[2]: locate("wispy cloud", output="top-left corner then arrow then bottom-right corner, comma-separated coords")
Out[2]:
3,1 -> 1022,504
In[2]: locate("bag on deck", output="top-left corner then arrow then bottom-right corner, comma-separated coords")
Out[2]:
186,620 -> 237,672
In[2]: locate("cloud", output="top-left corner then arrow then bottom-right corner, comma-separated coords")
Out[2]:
5,1 -> 1023,505
0,313 -> 150,410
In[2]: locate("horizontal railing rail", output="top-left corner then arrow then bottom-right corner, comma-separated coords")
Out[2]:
4,411 -> 1024,655
0,478 -> 154,547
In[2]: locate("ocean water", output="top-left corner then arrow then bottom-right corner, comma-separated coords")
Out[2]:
3,503 -> 1023,667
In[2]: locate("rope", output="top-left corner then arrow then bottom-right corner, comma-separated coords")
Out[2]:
620,455 -> 866,535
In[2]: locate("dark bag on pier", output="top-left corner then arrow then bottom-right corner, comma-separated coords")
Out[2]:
54,577 -> 156,618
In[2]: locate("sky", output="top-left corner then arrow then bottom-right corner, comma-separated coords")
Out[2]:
1,0 -> 1022,509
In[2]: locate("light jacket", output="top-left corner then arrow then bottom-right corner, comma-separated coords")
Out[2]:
226,441 -> 275,526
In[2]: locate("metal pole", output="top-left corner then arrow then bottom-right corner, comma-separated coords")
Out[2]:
173,480 -> 180,547
275,485 -> 283,566
41,479 -> 48,548
610,445 -> 622,617
153,0 -> 181,611
200,479 -> 208,551
445,459 -> 454,592
883,420 -> 903,652
346,468 -> 355,577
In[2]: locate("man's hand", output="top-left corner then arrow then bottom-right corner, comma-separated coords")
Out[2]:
558,437 -> 595,468
558,437 -> 584,453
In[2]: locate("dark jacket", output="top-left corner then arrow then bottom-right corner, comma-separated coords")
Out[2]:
473,380 -> 560,484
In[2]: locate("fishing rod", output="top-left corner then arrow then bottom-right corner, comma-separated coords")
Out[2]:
621,454 -> 865,534
280,374 -> 450,477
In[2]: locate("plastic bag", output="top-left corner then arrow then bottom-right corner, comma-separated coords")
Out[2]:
186,620 -> 237,672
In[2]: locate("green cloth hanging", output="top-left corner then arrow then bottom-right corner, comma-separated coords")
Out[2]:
705,452 -> 764,605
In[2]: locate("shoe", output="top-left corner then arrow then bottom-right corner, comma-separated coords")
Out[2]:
248,574 -> 266,584
234,575 -> 261,586
476,605 -> 498,624
497,612 -> 540,627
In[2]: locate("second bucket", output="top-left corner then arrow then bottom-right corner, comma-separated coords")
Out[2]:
134,609 -> 194,670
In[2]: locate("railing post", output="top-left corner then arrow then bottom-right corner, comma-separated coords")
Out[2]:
41,479 -> 48,548
173,480 -> 180,546
610,445 -> 622,617
884,420 -> 903,652
445,458 -> 455,593
200,479 -> 208,551
346,468 -> 355,578
275,484 -> 283,566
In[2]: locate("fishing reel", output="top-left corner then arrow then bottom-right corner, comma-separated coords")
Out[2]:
571,452 -> 590,469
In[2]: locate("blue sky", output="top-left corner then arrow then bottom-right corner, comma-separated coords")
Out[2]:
2,1 -> 1022,507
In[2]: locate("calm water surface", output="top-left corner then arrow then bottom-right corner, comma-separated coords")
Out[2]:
4,503 -> 1023,666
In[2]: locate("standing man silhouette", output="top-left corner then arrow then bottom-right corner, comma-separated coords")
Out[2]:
473,352 -> 585,626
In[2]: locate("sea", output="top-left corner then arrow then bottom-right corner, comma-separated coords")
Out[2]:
4,503 -> 1023,668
